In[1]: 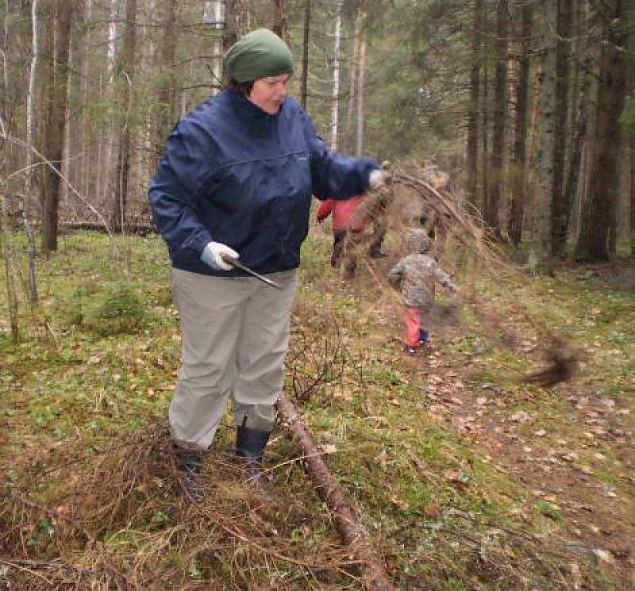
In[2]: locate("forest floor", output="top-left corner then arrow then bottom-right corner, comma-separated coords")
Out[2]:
0,230 -> 633,590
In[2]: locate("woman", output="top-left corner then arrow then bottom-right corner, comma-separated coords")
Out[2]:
149,29 -> 384,502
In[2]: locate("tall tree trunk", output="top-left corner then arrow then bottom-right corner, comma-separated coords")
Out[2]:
575,0 -> 630,262
551,0 -> 573,256
480,58 -> 489,217
41,0 -> 73,254
355,16 -> 367,157
203,2 -> 224,93
110,0 -> 137,232
329,0 -> 343,150
344,9 -> 361,153
1,189 -> 19,341
154,0 -> 177,156
532,0 -> 558,270
562,58 -> 590,242
486,0 -> 508,234
24,0 -> 40,304
271,0 -> 285,39
101,0 -> 119,209
300,0 -> 311,109
630,134 -> 635,257
561,0 -> 588,244
1,9 -> 19,338
466,0 -> 483,209
508,0 -> 532,245
223,0 -> 238,52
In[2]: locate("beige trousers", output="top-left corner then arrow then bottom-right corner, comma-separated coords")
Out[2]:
169,268 -> 298,451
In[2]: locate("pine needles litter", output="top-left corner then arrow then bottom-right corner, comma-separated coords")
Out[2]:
0,426 -> 366,589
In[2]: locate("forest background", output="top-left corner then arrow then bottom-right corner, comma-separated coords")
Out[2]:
1,0 -> 634,266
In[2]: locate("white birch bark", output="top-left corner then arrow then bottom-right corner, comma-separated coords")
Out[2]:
23,0 -> 39,305
329,0 -> 343,150
102,0 -> 119,207
356,17 -> 367,157
25,0 -> 39,211
204,1 -> 225,94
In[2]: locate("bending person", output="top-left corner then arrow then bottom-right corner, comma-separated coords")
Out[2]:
149,29 -> 385,502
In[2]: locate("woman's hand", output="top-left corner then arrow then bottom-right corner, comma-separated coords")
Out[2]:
201,241 -> 239,271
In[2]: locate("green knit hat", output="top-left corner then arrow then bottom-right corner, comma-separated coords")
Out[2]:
224,28 -> 294,84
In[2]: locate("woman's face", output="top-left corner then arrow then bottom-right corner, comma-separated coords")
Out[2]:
248,74 -> 290,114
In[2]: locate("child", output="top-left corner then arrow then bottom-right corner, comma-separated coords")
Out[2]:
316,195 -> 365,279
388,228 -> 457,354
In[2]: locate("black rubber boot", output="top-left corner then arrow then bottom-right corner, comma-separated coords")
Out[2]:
174,446 -> 204,503
235,426 -> 272,481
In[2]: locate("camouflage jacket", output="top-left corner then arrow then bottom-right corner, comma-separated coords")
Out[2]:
388,253 -> 456,308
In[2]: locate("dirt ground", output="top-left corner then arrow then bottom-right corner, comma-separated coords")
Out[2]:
365,255 -> 635,590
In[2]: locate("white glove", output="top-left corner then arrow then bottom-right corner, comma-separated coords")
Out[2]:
369,169 -> 387,188
200,241 -> 239,271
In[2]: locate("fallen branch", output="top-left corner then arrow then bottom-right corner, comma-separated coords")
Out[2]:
277,391 -> 396,591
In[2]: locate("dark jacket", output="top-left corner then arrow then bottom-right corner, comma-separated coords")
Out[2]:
149,89 -> 377,276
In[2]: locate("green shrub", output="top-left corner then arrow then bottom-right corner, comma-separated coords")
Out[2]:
85,282 -> 149,335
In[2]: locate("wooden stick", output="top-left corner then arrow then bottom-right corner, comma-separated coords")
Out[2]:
277,391 -> 396,591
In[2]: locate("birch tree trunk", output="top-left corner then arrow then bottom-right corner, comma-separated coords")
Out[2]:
465,0 -> 483,208
486,0 -> 508,234
101,0 -> 119,209
329,0 -> 343,150
356,16 -> 367,157
300,0 -> 311,109
41,0 -> 73,253
508,0 -> 532,245
23,0 -> 40,304
204,1 -> 225,93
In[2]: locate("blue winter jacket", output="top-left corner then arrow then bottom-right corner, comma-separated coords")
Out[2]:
148,89 -> 378,276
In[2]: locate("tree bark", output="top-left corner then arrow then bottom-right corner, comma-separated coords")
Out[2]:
23,0 -> 40,304
480,57 -> 490,219
631,134 -> 635,257
356,17 -> 367,157
508,0 -> 532,245
41,0 -> 73,254
575,0 -> 630,262
300,0 -> 311,110
110,0 -> 137,232
466,0 -> 484,209
344,9 -> 361,153
329,0 -> 343,150
277,392 -> 395,591
271,0 -> 285,39
154,0 -> 177,156
222,0 -> 238,52
531,0 -> 558,270
551,0 -> 573,256
486,0 -> 508,234
562,58 -> 590,244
